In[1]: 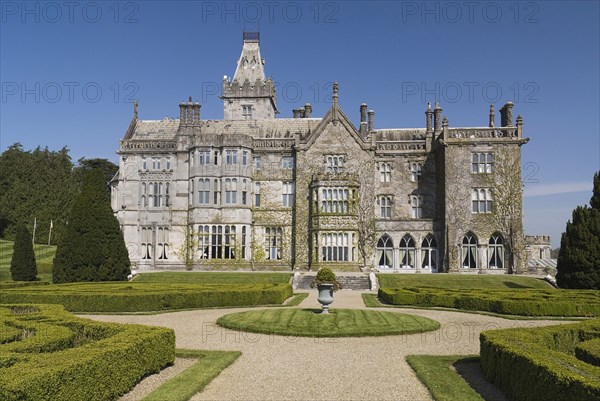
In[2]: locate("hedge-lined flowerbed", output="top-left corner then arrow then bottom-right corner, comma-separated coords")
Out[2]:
480,319 -> 600,401
378,287 -> 600,317
0,283 -> 293,312
576,338 -> 600,367
0,304 -> 175,401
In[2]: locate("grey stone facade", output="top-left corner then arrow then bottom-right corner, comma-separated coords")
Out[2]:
111,33 -> 530,274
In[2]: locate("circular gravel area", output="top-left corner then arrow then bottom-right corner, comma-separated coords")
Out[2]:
217,308 -> 440,337
85,290 -> 576,401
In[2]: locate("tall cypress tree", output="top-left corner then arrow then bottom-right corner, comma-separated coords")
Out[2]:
556,171 -> 600,289
53,170 -> 130,283
10,225 -> 37,281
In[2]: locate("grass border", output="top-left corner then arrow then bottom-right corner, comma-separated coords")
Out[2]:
406,355 -> 484,401
142,349 -> 241,401
361,293 -> 585,321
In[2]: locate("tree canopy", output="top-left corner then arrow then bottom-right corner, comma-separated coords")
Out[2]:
556,171 -> 600,289
0,144 -> 117,244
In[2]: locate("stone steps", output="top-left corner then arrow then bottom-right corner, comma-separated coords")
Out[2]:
295,274 -> 371,291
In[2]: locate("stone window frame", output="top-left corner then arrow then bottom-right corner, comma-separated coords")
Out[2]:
377,195 -> 393,219
410,195 -> 423,219
410,162 -> 422,182
265,227 -> 283,260
325,155 -> 345,174
379,162 -> 392,183
282,181 -> 295,207
471,152 -> 494,174
471,188 -> 493,214
242,105 -> 253,120
281,155 -> 294,169
321,232 -> 350,262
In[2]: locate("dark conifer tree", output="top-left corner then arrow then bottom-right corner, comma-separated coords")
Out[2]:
53,170 -> 130,283
557,172 -> 600,289
10,224 -> 37,281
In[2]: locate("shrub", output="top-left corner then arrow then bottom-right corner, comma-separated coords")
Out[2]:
0,283 -> 293,312
10,225 -> 37,281
378,287 -> 600,317
0,304 -> 175,401
311,268 -> 342,290
480,319 -> 600,401
576,338 -> 600,367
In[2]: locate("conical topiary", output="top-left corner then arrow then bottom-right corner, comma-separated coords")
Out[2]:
53,170 -> 130,283
10,224 -> 37,281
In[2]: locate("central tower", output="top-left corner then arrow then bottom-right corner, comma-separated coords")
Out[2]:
221,32 -> 278,120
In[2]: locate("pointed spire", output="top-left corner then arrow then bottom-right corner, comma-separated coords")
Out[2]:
332,81 -> 339,125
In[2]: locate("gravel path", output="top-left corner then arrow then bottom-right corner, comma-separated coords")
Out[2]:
84,291 -> 573,401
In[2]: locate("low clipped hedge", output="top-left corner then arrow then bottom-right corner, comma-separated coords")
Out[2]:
378,287 -> 600,317
0,282 -> 293,312
480,319 -> 600,401
0,304 -> 175,401
576,338 -> 600,367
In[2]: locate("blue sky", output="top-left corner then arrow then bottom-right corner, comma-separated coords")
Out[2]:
1,1 -> 599,247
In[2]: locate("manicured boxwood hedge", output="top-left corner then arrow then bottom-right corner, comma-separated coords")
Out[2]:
378,287 -> 600,317
0,304 -> 175,401
480,319 -> 600,401
576,338 -> 600,367
0,282 -> 293,312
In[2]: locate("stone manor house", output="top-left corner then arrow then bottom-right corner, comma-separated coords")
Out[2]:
111,32 -> 533,274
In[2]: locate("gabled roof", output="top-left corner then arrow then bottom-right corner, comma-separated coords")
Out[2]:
302,103 -> 370,150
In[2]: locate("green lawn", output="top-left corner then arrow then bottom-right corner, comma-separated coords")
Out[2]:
143,349 -> 241,401
0,239 -> 56,283
406,355 -> 485,401
217,308 -> 440,337
377,274 -> 551,290
134,272 -> 292,285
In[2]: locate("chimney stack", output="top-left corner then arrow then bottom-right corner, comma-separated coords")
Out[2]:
367,110 -> 375,132
488,104 -> 495,127
500,102 -> 514,127
304,102 -> 312,118
433,103 -> 442,132
179,96 -> 200,127
425,103 -> 433,133
360,103 -> 368,134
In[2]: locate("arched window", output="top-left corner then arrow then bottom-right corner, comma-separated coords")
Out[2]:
421,235 -> 438,270
489,234 -> 504,269
462,233 -> 478,269
376,235 -> 393,268
380,162 -> 392,182
410,162 -> 422,182
400,235 -> 416,268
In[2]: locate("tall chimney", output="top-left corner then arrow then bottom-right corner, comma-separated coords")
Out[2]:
360,103 -> 368,134
488,104 -> 495,127
367,110 -> 375,132
505,102 -> 514,126
433,103 -> 442,132
425,103 -> 433,133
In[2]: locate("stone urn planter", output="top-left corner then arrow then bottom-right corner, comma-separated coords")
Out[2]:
316,283 -> 334,314
311,268 -> 341,314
